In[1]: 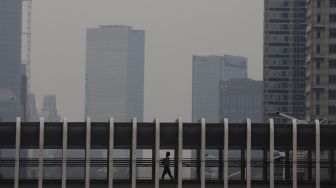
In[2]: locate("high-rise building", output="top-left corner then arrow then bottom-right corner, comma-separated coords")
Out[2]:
40,95 -> 60,122
263,0 -> 306,123
306,0 -> 336,123
27,94 -> 39,121
192,55 -> 248,122
85,25 -> 145,122
219,79 -> 263,123
0,0 -> 24,120
0,88 -> 20,122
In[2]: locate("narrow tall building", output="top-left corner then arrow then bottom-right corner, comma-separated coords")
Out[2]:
40,95 -> 60,122
263,0 -> 306,123
0,0 -> 24,120
306,0 -> 336,123
85,25 -> 145,122
192,55 -> 247,122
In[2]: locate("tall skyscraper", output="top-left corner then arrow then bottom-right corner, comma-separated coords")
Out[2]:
306,0 -> 336,123
0,0 -> 24,120
263,0 -> 306,123
85,25 -> 145,122
40,95 -> 60,122
219,79 -> 263,123
27,94 -> 39,121
192,55 -> 248,122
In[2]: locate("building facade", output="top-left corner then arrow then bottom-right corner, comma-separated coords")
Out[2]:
0,0 -> 24,120
306,0 -> 336,124
40,95 -> 60,122
0,88 -> 20,122
85,25 -> 145,122
219,79 -> 263,123
27,94 -> 39,121
263,0 -> 307,123
192,55 -> 247,122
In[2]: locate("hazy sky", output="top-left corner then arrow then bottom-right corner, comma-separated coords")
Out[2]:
30,0 -> 263,122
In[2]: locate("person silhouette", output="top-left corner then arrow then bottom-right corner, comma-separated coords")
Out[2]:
161,151 -> 174,180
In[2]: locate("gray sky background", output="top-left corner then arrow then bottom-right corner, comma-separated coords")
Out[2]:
30,0 -> 263,122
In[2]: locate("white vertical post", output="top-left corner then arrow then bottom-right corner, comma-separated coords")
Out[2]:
223,119 -> 229,188
108,118 -> 114,188
269,119 -> 275,188
154,118 -> 160,188
38,118 -> 45,188
246,119 -> 251,188
315,119 -> 320,188
14,117 -> 21,188
177,118 -> 183,188
201,118 -> 206,188
292,119 -> 297,188
131,118 -> 137,188
85,118 -> 91,188
62,118 -> 68,188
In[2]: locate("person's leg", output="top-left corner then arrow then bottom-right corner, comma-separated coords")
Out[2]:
162,168 -> 167,180
167,167 -> 173,180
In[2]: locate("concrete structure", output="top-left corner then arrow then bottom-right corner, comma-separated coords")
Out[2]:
40,95 -> 60,122
0,118 -> 331,188
306,0 -> 336,124
0,0 -> 24,120
192,55 -> 247,122
219,79 -> 263,123
85,25 -> 145,122
0,88 -> 20,122
263,0 -> 306,123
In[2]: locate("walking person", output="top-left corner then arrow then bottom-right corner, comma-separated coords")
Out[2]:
161,151 -> 174,180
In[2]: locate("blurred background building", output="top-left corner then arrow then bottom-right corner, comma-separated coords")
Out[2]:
85,25 -> 145,122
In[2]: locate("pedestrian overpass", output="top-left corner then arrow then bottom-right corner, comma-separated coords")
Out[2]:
0,118 -> 335,188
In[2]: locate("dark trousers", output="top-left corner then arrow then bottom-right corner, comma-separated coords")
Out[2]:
162,166 -> 173,180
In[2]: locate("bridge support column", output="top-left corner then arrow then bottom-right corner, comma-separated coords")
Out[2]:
201,118 -> 206,188
269,119 -> 274,188
14,117 -> 21,188
108,118 -> 114,188
62,118 -> 68,188
177,118 -> 183,188
246,119 -> 251,188
292,120 -> 297,188
315,119 -> 320,188
38,118 -> 45,188
132,118 -> 137,188
154,118 -> 160,188
85,118 -> 91,188
223,119 -> 229,188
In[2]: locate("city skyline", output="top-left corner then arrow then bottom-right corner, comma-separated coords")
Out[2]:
29,0 -> 263,122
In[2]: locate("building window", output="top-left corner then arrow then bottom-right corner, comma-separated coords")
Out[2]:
329,75 -> 336,84
317,31 -> 321,39
330,44 -> 336,53
329,106 -> 336,115
329,59 -> 336,68
317,0 -> 321,8
316,60 -> 320,69
316,105 -> 320,116
330,29 -> 336,38
316,75 -> 320,84
316,91 -> 320,100
329,90 -> 336,100
330,14 -> 336,23
317,44 -> 321,54
331,0 -> 336,7
317,14 -> 321,23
